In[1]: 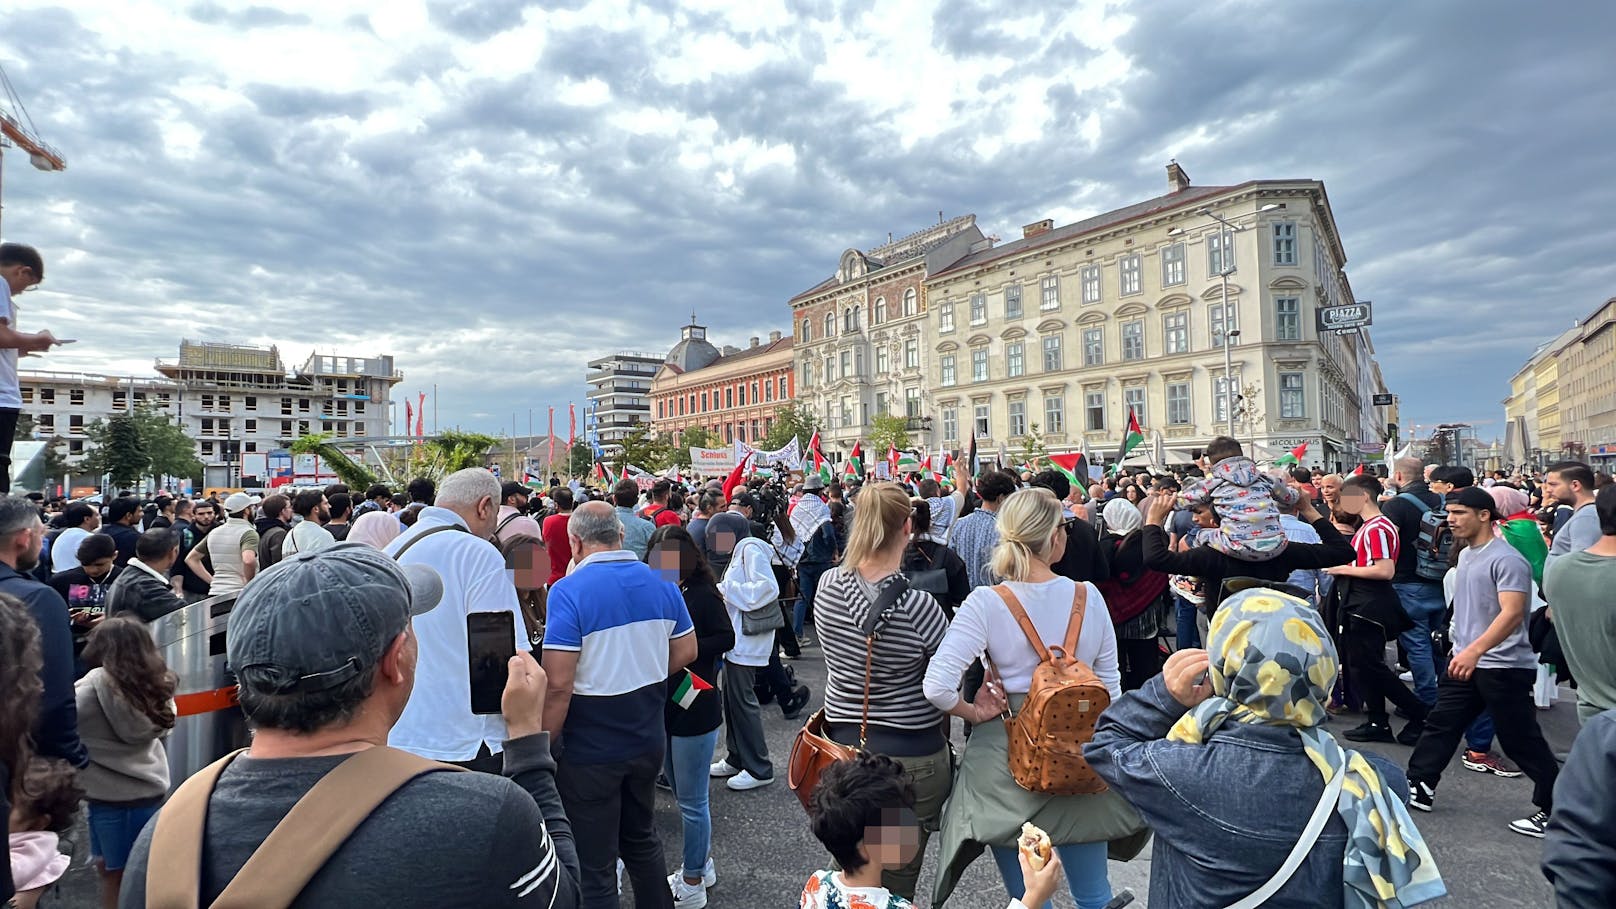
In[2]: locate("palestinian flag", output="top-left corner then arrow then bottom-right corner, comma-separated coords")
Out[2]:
593,461 -> 612,486
620,463 -> 631,482
808,431 -> 833,484
845,441 -> 865,479
896,449 -> 921,473
671,670 -> 713,709
1352,463 -> 1365,476
1275,442 -> 1308,467
1049,452 -> 1088,489
1111,408 -> 1144,475
524,471 -> 544,488
886,444 -> 900,477
966,434 -> 980,478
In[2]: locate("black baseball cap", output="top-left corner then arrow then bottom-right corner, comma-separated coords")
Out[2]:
228,544 -> 443,695
500,481 -> 530,501
1449,486 -> 1499,519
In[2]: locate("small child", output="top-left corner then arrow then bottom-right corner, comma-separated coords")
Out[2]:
802,753 -> 1060,909
7,757 -> 83,909
1179,436 -> 1299,562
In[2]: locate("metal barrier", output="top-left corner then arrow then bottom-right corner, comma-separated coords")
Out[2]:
152,591 -> 250,787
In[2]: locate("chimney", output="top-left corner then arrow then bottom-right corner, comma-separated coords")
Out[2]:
749,336 -> 760,348
768,330 -> 782,343
1023,219 -> 1054,239
1167,161 -> 1191,193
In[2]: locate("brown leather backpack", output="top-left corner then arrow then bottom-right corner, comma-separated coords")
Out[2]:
989,584 -> 1110,796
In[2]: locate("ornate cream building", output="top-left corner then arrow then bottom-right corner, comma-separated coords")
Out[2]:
922,164 -> 1388,471
1507,297 -> 1616,469
649,321 -> 794,445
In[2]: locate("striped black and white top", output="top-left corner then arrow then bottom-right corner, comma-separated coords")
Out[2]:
815,566 -> 948,733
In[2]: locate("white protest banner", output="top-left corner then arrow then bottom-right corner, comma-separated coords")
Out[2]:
736,437 -> 802,470
690,447 -> 736,475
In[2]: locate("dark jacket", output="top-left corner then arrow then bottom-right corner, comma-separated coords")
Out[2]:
1051,513 -> 1110,584
1086,676 -> 1410,908
1142,517 -> 1354,613
1096,531 -> 1169,626
901,539 -> 971,618
104,521 -> 140,568
1380,481 -> 1442,585
254,517 -> 289,570
106,562 -> 188,623
666,579 -> 735,738
1543,709 -> 1616,905
49,564 -> 122,664
0,563 -> 88,768
171,518 -> 211,596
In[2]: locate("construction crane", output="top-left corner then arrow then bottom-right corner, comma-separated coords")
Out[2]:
0,61 -> 66,236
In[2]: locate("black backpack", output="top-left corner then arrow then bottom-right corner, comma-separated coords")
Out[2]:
1397,493 -> 1452,582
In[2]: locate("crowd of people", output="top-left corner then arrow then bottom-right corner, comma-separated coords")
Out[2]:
0,436 -> 1613,908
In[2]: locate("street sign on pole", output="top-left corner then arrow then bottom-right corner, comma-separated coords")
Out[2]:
1317,301 -> 1373,332
1372,393 -> 1394,406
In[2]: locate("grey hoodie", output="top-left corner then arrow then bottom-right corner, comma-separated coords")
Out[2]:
73,667 -> 170,803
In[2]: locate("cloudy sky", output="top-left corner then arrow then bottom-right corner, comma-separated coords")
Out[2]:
1,0 -> 1611,440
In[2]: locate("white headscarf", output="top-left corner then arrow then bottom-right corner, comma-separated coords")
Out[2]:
1102,497 -> 1143,536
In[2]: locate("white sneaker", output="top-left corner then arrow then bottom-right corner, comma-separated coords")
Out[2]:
616,859 -> 624,895
709,759 -> 740,779
669,875 -> 709,908
1398,670 -> 1414,683
667,859 -> 718,890
726,770 -> 775,791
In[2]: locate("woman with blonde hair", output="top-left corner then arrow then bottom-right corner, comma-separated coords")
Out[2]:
924,487 -> 1146,909
811,482 -> 1006,901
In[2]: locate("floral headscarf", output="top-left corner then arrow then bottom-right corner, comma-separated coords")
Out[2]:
1167,588 -> 1447,908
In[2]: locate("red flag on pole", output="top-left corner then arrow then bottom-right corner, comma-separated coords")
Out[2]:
568,403 -> 576,447
404,401 -> 413,438
415,392 -> 426,438
723,451 -> 754,502
548,406 -> 556,469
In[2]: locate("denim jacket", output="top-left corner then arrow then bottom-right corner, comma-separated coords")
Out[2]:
1085,677 -> 1409,908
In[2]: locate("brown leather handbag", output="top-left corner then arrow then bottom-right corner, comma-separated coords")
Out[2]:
787,574 -> 909,812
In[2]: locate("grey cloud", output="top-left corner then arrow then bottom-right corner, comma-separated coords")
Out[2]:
186,3 -> 312,29
243,85 -> 374,120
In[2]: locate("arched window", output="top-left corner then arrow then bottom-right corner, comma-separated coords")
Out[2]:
844,307 -> 854,332
824,312 -> 836,338
902,288 -> 918,317
853,304 -> 862,330
874,297 -> 886,324
801,317 -> 811,342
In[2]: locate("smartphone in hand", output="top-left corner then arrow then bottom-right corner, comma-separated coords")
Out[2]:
467,612 -> 516,715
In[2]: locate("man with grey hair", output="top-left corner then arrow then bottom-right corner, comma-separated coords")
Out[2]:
544,500 -> 696,908
0,496 -> 86,768
117,545 -> 579,907
386,468 -> 530,771
1381,456 -> 1446,707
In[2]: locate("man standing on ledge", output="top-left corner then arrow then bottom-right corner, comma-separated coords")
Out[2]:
0,243 -> 65,494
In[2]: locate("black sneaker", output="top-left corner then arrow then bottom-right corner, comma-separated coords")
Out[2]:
1395,719 -> 1426,746
1508,810 -> 1549,838
1343,721 -> 1395,743
1409,781 -> 1435,813
780,686 -> 811,721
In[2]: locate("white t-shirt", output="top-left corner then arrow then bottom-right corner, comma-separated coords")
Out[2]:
0,283 -> 19,408
923,576 -> 1121,711
282,519 -> 336,557
52,526 -> 93,573
384,506 -> 531,761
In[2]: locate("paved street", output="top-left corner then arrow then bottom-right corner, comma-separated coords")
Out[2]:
49,645 -> 1577,908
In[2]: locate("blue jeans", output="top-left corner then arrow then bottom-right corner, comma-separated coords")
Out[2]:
1393,581 -> 1446,704
665,728 -> 720,878
990,841 -> 1112,909
1174,594 -> 1201,649
1466,711 -> 1496,752
794,562 -> 830,638
88,801 -> 161,871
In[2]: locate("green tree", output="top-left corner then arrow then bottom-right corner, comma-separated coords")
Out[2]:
39,436 -> 70,491
617,423 -> 666,472
132,406 -> 204,484
671,426 -> 719,469
762,402 -> 821,451
1020,422 -> 1050,468
868,412 -> 910,455
82,413 -> 149,490
13,413 -> 35,440
567,440 -> 591,477
290,432 -> 380,489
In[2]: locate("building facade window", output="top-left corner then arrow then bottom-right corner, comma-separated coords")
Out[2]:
939,302 -> 955,332
702,391 -> 710,411
970,293 -> 987,325
1008,400 -> 1027,437
1275,296 -> 1302,341
1041,275 -> 1060,310
1163,311 -> 1189,354
942,407 -> 958,442
904,338 -> 919,369
1214,373 -> 1242,424
1280,371 -> 1306,418
1119,254 -> 1141,296
1005,285 -> 1023,319
1272,222 -> 1297,266
779,377 -> 787,399
824,312 -> 836,338
1209,230 -> 1234,276
824,356 -> 835,381
1123,386 -> 1146,427
876,344 -> 890,374
1082,327 -> 1103,366
972,347 -> 989,382
1167,382 -> 1191,424
1209,301 -> 1239,348
1042,334 -> 1063,372
1122,320 -> 1144,361
1045,394 -> 1064,433
974,404 -> 990,439
940,355 -> 957,386
1007,342 -> 1024,378
1161,242 -> 1185,286
874,297 -> 886,323
842,351 -> 855,378
1085,391 -> 1105,432
905,387 -> 921,419
902,288 -> 918,317
725,388 -> 734,408
1080,266 -> 1101,304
